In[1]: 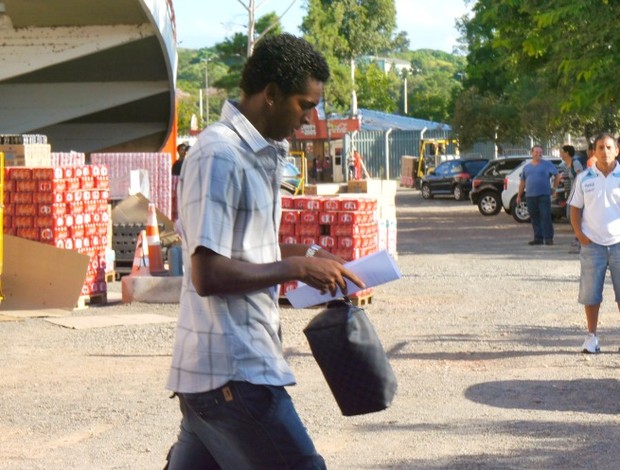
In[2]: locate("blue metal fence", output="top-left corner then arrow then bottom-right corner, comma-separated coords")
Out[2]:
342,131 -> 559,180
343,129 -> 455,179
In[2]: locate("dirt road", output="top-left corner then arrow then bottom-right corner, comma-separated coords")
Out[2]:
2,188 -> 620,469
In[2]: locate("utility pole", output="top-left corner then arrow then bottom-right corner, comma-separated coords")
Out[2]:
204,58 -> 209,127
403,75 -> 408,115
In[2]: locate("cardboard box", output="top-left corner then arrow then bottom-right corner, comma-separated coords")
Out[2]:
1,144 -> 52,167
0,234 -> 89,310
347,179 -> 383,194
401,156 -> 416,177
304,183 -> 346,196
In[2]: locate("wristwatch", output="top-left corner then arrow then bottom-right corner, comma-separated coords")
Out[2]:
305,244 -> 321,257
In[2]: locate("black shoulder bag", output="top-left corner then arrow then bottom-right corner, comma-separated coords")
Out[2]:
302,298 -> 397,416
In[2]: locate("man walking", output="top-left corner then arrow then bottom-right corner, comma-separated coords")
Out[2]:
569,133 -> 620,354
164,34 -> 364,469
560,144 -> 584,253
516,144 -> 561,245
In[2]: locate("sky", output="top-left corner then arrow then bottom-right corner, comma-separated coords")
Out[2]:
173,0 -> 471,53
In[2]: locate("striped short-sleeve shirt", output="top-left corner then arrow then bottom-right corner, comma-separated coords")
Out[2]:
166,101 -> 295,393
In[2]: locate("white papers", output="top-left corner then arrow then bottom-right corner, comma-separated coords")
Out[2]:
285,249 -> 402,308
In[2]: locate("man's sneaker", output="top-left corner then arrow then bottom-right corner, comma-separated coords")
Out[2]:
528,239 -> 543,246
544,239 -> 554,246
581,334 -> 600,354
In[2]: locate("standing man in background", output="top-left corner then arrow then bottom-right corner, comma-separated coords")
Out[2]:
560,144 -> 584,253
517,144 -> 561,246
172,142 -> 189,176
165,34 -> 364,469
569,133 -> 620,354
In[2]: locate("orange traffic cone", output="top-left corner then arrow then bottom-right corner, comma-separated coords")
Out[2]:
146,202 -> 166,274
131,230 -> 150,275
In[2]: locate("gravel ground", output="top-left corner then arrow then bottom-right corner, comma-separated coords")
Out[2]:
2,187 -> 620,470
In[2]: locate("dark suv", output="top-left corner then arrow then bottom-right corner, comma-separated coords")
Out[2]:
420,158 -> 489,201
470,156 -> 529,215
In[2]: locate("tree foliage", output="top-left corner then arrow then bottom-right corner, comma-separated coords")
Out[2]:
176,1 -> 464,133
454,0 -> 620,148
302,0 -> 396,61
301,0 -> 401,111
401,50 -> 466,122
355,63 -> 399,113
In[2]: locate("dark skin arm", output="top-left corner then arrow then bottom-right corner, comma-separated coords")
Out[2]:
191,243 -> 365,298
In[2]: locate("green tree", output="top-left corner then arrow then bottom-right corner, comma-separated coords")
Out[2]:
301,0 -> 398,112
455,0 -> 620,147
355,63 -> 398,113
403,50 -> 465,122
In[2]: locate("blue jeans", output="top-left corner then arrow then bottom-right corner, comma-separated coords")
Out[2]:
165,381 -> 326,470
526,195 -> 553,241
578,242 -> 620,305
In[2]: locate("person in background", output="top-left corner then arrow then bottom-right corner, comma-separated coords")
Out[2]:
315,156 -> 323,182
172,142 -> 189,176
516,144 -> 561,246
323,155 -> 332,182
569,133 -> 620,354
347,152 -> 356,180
560,144 -> 584,254
586,141 -> 597,168
309,156 -> 317,183
164,34 -> 364,469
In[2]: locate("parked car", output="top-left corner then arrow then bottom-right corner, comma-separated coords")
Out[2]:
420,158 -> 489,201
501,158 -> 568,223
470,156 -> 530,216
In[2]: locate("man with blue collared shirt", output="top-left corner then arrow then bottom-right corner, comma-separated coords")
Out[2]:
517,144 -> 562,246
569,133 -> 620,354
164,34 -> 364,469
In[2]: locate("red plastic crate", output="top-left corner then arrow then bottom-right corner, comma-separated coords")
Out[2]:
281,210 -> 300,224
14,204 -> 37,217
322,198 -> 340,211
37,179 -> 67,193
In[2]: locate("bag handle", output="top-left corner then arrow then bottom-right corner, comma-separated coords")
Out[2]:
326,296 -> 353,308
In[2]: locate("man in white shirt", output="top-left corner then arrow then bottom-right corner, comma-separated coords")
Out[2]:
569,133 -> 620,354
164,34 -> 364,469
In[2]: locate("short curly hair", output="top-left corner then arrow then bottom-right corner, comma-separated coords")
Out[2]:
240,34 -> 330,96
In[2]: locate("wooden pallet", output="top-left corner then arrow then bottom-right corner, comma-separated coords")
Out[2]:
278,294 -> 373,308
350,293 -> 373,307
75,293 -> 108,310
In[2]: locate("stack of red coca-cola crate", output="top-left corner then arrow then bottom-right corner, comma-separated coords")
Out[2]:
3,165 -> 110,297
279,194 -> 378,299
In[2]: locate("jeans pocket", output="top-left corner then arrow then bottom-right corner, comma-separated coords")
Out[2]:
234,382 -> 278,422
182,390 -> 226,422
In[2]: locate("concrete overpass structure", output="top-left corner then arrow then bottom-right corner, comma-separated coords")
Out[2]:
0,0 -> 177,153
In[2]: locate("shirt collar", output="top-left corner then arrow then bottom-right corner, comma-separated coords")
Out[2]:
220,100 -> 289,158
590,160 -> 620,176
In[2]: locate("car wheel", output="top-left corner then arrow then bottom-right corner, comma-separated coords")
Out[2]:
421,184 -> 433,199
477,192 -> 502,216
510,197 -> 530,223
453,185 -> 466,201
